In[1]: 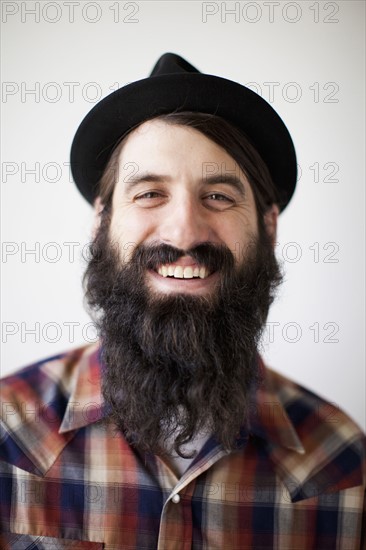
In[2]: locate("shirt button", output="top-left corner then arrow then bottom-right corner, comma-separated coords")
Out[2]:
172,494 -> 180,504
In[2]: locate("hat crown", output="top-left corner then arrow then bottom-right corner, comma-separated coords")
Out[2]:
150,53 -> 200,77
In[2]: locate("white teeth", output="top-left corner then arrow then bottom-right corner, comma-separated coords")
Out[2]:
157,264 -> 209,279
183,267 -> 193,279
158,266 -> 168,277
173,266 -> 184,278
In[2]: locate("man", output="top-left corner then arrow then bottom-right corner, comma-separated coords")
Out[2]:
0,53 -> 365,549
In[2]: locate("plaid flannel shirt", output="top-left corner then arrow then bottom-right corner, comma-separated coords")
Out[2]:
0,343 -> 365,549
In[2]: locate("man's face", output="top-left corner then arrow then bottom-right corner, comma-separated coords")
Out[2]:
108,119 -> 259,296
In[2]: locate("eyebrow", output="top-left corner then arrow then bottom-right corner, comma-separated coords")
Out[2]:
124,171 -> 246,197
202,174 -> 246,196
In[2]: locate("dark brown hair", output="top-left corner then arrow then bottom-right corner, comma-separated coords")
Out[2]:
98,111 -> 279,217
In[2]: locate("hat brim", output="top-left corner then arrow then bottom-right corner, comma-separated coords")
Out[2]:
70,73 -> 297,210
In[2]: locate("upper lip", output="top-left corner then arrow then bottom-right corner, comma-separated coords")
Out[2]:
163,255 -> 201,268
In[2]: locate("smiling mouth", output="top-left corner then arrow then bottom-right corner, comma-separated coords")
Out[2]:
156,264 -> 210,279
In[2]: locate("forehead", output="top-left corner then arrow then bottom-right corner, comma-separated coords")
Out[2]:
117,118 -> 239,166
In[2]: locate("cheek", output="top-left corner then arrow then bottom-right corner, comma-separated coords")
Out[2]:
109,210 -> 155,261
217,214 -> 258,264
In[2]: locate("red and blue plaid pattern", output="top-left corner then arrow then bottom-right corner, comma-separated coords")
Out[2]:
1,343 -> 365,549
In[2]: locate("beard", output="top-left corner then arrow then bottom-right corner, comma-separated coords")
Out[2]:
84,207 -> 283,457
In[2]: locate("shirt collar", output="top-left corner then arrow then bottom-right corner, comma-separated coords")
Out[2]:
248,357 -> 305,454
58,344 -> 104,433
0,345 -> 99,477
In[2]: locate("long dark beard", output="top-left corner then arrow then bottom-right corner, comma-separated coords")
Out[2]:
84,208 -> 283,457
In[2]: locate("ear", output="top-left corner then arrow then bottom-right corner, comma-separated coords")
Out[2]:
263,204 -> 279,248
91,196 -> 105,239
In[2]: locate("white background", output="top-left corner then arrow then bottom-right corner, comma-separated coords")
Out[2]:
1,1 -> 365,430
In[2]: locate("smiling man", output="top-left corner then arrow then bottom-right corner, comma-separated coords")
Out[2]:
0,53 -> 365,549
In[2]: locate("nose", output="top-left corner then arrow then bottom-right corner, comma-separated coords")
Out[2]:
157,194 -> 214,251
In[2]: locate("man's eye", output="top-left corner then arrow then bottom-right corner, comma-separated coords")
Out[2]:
207,193 -> 232,202
203,193 -> 235,211
135,191 -> 162,200
204,193 -> 234,207
134,191 -> 166,208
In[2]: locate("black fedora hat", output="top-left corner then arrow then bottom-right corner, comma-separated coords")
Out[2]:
70,52 -> 297,210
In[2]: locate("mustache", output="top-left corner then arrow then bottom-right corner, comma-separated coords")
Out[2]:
121,241 -> 236,273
